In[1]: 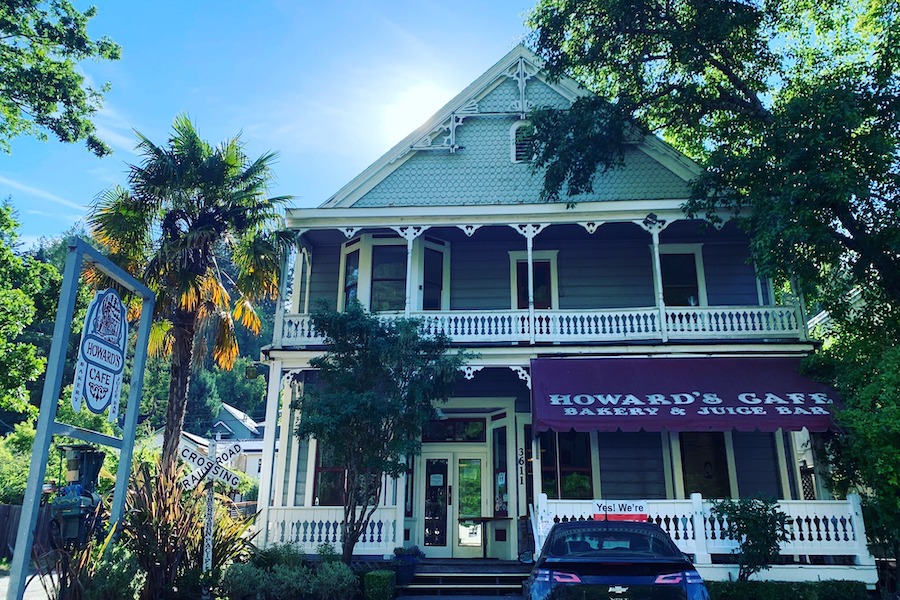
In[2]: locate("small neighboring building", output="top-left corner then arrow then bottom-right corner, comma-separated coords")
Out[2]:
253,45 -> 875,585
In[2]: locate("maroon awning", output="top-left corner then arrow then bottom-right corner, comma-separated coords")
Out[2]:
530,357 -> 840,433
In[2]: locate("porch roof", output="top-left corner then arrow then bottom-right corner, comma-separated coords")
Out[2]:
530,357 -> 840,433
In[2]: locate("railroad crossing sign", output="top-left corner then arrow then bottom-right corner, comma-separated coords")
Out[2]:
179,442 -> 242,490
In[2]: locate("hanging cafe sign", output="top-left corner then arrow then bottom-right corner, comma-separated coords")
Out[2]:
71,289 -> 128,422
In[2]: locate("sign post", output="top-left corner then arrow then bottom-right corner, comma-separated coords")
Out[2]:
179,438 -> 242,600
7,239 -> 155,600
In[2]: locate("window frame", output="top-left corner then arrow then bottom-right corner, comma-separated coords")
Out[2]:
338,233 -> 451,313
508,250 -> 559,310
655,243 -> 708,307
510,120 -> 534,163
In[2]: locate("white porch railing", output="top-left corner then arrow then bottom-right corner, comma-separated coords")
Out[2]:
263,506 -> 401,556
280,305 -> 802,347
535,494 -> 873,567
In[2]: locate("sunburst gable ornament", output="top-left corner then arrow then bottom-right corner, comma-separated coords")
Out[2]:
71,289 -> 128,422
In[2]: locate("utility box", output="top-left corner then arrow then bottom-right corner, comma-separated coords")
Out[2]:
50,444 -> 105,548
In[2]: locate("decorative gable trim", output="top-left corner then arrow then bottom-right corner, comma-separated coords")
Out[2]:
320,45 -> 701,210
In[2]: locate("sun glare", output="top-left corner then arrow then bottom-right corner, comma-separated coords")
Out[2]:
379,82 -> 454,147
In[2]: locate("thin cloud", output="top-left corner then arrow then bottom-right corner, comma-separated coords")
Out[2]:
0,175 -> 85,210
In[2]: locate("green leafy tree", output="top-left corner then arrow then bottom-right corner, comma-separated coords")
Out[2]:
0,202 -> 59,417
293,301 -> 469,563
212,356 -> 266,420
0,0 -> 121,155
526,3 -> 900,578
526,0 -> 900,307
88,114 -> 291,467
805,304 -> 900,579
712,497 -> 790,581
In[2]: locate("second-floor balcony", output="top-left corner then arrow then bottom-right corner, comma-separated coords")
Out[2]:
279,304 -> 802,347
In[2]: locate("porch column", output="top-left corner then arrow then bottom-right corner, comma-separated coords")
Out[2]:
303,248 -> 313,314
690,493 -> 712,564
391,226 -> 428,317
257,360 -> 284,546
848,494 -> 877,567
637,214 -> 670,343
511,224 -> 548,344
273,249 -> 291,347
793,277 -> 810,342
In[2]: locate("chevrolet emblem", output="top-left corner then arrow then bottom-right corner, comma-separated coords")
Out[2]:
608,585 -> 629,594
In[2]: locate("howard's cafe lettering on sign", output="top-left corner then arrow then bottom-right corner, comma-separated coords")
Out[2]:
530,357 -> 841,433
71,289 -> 128,422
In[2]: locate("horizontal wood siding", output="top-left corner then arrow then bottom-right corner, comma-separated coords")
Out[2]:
553,239 -> 655,309
597,432 -> 667,499
308,244 -> 340,311
732,432 -> 782,498
451,242 -> 512,310
703,244 -> 759,306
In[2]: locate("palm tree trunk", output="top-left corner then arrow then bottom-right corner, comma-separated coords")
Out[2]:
161,318 -> 196,468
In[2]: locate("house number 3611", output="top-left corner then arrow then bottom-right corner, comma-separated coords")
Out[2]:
518,447 -> 526,485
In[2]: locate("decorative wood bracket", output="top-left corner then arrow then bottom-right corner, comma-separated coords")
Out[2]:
635,213 -> 671,234
390,226 -> 428,241
510,223 -> 549,240
457,224 -> 482,237
340,227 -> 361,239
460,365 -> 484,380
509,366 -> 531,390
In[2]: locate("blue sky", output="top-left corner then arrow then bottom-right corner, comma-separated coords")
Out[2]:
1,1 -> 533,248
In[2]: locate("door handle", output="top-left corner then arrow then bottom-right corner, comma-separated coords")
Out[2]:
448,485 -> 452,506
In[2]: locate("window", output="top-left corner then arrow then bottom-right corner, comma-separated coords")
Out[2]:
423,247 -> 444,311
371,245 -> 406,312
657,244 -> 707,306
511,121 -> 534,163
423,418 -> 486,443
343,248 -> 359,308
539,431 -> 593,499
313,444 -> 344,506
509,250 -> 559,310
338,234 -> 449,312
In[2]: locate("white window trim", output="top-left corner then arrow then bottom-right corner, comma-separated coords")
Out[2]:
653,243 -> 708,306
510,120 -> 533,164
338,233 -> 451,313
508,250 -> 559,310
411,237 -> 451,311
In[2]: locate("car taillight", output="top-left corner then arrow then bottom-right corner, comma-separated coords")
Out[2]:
655,570 -> 705,585
535,569 -> 582,583
654,572 -> 684,584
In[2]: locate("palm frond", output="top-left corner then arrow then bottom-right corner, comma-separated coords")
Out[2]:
211,313 -> 239,369
148,320 -> 173,357
232,296 -> 262,334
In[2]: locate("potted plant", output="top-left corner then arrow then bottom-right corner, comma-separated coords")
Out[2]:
392,545 -> 425,585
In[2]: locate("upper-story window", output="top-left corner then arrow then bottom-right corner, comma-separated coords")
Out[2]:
339,234 -> 450,313
657,244 -> 707,306
510,120 -> 534,163
509,250 -> 559,310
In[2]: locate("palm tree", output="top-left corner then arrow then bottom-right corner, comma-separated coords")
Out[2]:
89,114 -> 291,466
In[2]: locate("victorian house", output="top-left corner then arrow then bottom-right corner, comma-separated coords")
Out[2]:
253,46 -> 875,584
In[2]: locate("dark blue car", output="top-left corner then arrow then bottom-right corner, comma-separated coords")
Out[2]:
524,521 -> 711,600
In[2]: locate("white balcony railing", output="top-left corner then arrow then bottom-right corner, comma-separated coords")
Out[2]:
280,305 -> 802,347
535,494 -> 873,569
263,506 -> 401,555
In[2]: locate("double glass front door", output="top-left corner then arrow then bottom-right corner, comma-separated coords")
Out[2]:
419,450 -> 487,558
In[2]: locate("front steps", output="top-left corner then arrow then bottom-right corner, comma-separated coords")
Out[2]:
397,559 -> 530,597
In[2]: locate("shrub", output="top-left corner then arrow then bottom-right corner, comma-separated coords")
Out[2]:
364,569 -> 396,600
316,541 -> 340,563
705,580 -> 869,600
220,562 -> 268,600
711,497 -> 790,581
251,543 -> 307,570
82,543 -> 143,600
314,560 -> 358,600
268,564 -> 314,600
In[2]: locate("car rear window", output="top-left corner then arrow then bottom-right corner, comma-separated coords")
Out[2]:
547,527 -> 679,558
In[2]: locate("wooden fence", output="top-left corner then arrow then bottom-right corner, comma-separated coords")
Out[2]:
0,504 -> 52,559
